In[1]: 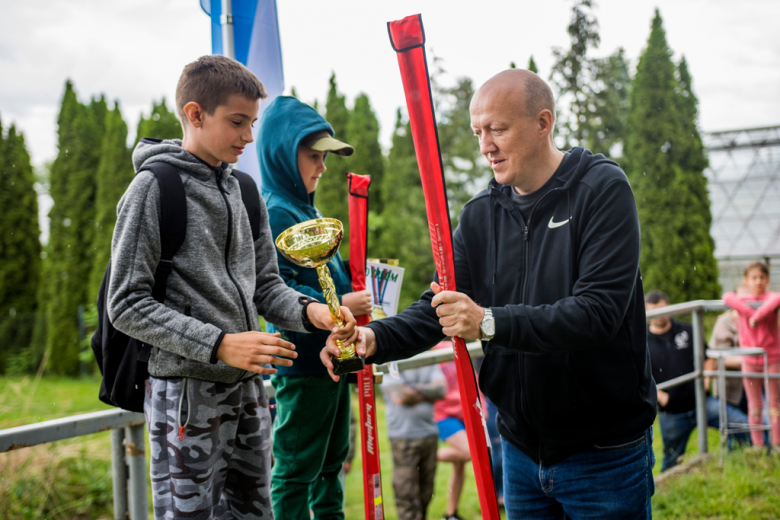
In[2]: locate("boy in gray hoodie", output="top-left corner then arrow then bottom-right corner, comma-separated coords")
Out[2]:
107,55 -> 357,519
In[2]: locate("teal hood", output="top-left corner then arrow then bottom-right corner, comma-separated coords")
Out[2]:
257,96 -> 333,210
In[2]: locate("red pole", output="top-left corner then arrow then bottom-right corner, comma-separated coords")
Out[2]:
346,172 -> 385,520
387,15 -> 500,520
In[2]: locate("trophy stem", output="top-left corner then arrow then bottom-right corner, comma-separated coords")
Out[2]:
316,265 -> 355,360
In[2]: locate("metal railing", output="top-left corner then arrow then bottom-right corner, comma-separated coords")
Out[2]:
647,299 -> 779,457
1,299 -> 775,517
0,342 -> 483,519
0,409 -> 147,519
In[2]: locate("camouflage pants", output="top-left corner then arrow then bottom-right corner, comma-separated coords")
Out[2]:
389,435 -> 439,520
145,375 -> 273,519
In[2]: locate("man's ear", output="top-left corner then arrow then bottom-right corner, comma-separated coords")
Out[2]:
183,102 -> 205,129
538,109 -> 555,139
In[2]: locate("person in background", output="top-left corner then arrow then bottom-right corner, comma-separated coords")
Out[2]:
471,356 -> 503,508
646,290 -> 749,471
723,261 -> 780,448
707,285 -> 750,415
257,95 -> 372,520
433,343 -> 483,520
381,361 -> 447,520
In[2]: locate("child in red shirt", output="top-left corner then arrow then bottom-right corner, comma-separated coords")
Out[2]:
432,341 -> 487,520
723,261 -> 780,446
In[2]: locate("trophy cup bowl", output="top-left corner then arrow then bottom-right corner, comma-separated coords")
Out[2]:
275,218 -> 365,375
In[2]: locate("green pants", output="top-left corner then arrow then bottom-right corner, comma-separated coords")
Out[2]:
271,374 -> 351,520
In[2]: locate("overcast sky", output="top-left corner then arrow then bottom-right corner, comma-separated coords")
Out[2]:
2,0 -> 779,168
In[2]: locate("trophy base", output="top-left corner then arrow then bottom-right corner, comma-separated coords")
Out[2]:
332,355 -> 365,376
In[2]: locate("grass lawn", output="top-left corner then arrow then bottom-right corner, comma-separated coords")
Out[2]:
2,376 -> 779,519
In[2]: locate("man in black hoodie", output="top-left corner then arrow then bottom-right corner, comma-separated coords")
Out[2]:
322,69 -> 657,519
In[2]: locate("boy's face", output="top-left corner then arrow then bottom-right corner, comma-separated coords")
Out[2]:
298,145 -> 327,194
183,94 -> 260,166
744,268 -> 768,296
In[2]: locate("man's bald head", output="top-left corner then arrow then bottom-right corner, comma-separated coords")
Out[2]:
473,69 -> 556,124
469,69 -> 563,193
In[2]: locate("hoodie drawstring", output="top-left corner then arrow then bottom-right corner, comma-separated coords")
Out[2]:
567,190 -> 576,283
177,377 -> 191,441
490,187 -> 498,306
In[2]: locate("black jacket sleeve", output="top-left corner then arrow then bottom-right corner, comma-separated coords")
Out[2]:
491,179 -> 641,352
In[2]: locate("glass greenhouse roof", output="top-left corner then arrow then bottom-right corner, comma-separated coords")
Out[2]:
704,126 -> 780,260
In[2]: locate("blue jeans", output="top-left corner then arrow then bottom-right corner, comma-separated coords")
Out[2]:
502,427 -> 655,519
485,399 -> 503,501
658,396 -> 750,471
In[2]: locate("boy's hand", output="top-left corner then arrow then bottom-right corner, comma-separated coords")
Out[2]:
307,303 -> 359,344
321,326 -> 377,382
342,290 -> 373,316
216,331 -> 297,375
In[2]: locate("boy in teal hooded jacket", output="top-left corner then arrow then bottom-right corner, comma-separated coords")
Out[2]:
258,96 -> 372,519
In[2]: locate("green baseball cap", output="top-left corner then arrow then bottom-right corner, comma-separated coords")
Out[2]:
303,130 -> 355,156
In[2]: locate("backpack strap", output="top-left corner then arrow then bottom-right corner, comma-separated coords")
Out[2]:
232,169 -> 262,242
141,162 -> 187,303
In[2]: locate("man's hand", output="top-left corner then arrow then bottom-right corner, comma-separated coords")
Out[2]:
216,331 -> 297,375
430,281 -> 485,340
307,303 -> 359,346
321,326 -> 376,382
342,289 -> 373,317
657,389 -> 669,408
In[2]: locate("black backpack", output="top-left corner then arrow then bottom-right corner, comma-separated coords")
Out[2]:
91,161 -> 261,412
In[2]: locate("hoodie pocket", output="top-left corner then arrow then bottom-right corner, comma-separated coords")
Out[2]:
523,351 -> 599,438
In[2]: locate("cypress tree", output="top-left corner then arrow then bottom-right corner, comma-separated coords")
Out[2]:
29,164 -> 51,371
135,98 -> 182,144
625,11 -> 719,302
0,120 -> 41,373
587,48 -> 630,157
550,0 -> 629,158
29,254 -> 49,370
550,0 -> 600,149
45,81 -> 80,375
346,94 -> 385,214
437,77 -> 492,228
376,110 -> 432,309
676,56 -> 709,175
319,74 -> 351,254
47,86 -> 107,376
90,102 -> 133,301
528,56 -> 539,74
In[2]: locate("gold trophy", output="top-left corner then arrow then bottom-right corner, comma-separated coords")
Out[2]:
275,218 -> 364,375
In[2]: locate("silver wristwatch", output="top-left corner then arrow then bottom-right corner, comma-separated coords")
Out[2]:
479,308 -> 495,341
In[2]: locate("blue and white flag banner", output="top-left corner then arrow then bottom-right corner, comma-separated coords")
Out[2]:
200,0 -> 285,185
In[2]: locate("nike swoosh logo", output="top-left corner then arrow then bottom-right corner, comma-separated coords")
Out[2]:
548,216 -> 570,229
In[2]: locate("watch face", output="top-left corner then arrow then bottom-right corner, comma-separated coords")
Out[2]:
484,320 -> 495,337
481,315 -> 495,338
